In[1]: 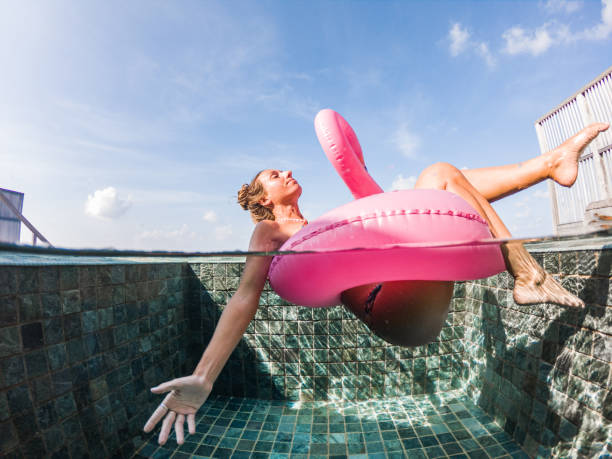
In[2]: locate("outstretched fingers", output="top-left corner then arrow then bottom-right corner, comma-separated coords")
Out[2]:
159,410 -> 177,445
144,376 -> 204,443
175,414 -> 185,444
143,403 -> 169,433
151,381 -> 176,394
187,414 -> 196,435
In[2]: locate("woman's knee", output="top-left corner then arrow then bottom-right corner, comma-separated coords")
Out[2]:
415,162 -> 461,189
427,162 -> 461,177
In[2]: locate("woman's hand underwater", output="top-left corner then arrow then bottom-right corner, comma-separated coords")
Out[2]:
143,375 -> 213,445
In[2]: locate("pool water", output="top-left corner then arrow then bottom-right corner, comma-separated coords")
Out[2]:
1,236 -> 610,459
134,391 -> 527,458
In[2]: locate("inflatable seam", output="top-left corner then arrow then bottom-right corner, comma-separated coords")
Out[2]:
324,133 -> 344,168
269,209 -> 488,274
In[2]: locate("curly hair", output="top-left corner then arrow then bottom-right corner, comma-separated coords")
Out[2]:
237,170 -> 275,223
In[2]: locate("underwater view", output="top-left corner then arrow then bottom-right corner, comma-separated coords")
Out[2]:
0,229 -> 610,458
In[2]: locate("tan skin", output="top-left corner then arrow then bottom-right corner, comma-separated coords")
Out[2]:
143,122 -> 608,445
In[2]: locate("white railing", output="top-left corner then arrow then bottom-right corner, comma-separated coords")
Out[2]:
602,145 -> 612,182
535,66 -> 612,234
0,189 -> 52,246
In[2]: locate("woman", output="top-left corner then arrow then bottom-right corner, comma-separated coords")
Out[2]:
143,121 -> 608,446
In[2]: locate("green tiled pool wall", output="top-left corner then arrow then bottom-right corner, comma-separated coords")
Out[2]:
461,249 -> 612,458
0,263 -> 193,458
190,262 -> 466,401
1,248 -> 610,459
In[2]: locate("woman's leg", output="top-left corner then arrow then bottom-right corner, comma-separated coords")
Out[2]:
415,162 -> 584,307
339,125 -> 607,346
341,279 -> 455,347
461,123 -> 609,202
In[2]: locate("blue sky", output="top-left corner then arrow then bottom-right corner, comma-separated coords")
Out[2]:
1,0 -> 611,250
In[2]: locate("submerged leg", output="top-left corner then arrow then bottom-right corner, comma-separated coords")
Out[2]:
341,280 -> 455,347
461,123 -> 609,202
340,126 -> 607,345
415,162 -> 584,307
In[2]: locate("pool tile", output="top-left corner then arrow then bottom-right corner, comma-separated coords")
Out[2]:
134,392 -> 526,458
16,257 -> 608,458
442,441 -> 463,455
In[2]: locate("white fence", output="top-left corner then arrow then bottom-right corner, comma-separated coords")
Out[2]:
535,66 -> 612,235
0,188 -> 51,246
0,188 -> 24,243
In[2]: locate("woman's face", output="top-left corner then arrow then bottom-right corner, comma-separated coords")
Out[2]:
258,169 -> 302,206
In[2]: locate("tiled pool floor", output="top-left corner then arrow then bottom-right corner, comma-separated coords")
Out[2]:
134,391 -> 528,459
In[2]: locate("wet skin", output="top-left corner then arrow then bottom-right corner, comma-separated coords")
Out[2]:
341,280 -> 455,347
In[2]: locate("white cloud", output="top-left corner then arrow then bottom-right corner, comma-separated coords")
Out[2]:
391,174 -> 417,191
203,210 -> 218,223
449,1 -> 608,61
214,224 -> 233,240
543,0 -> 583,14
502,25 -> 555,56
582,0 -> 612,40
392,124 -> 421,158
85,187 -> 131,219
476,43 -> 496,67
503,0 -> 611,55
449,23 -> 470,56
448,22 -> 495,67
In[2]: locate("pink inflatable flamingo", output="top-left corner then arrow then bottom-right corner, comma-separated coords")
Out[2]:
269,109 -> 505,310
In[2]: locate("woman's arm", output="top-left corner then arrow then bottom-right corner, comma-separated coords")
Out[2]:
143,221 -> 282,445
192,224 -> 278,384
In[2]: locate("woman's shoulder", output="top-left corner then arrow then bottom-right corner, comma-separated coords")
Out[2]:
253,219 -> 281,235
248,220 -> 285,251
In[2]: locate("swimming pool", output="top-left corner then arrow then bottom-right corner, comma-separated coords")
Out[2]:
0,235 -> 610,458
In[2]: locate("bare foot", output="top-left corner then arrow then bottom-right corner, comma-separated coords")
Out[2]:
548,122 -> 609,187
513,268 -> 584,307
503,242 -> 585,307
